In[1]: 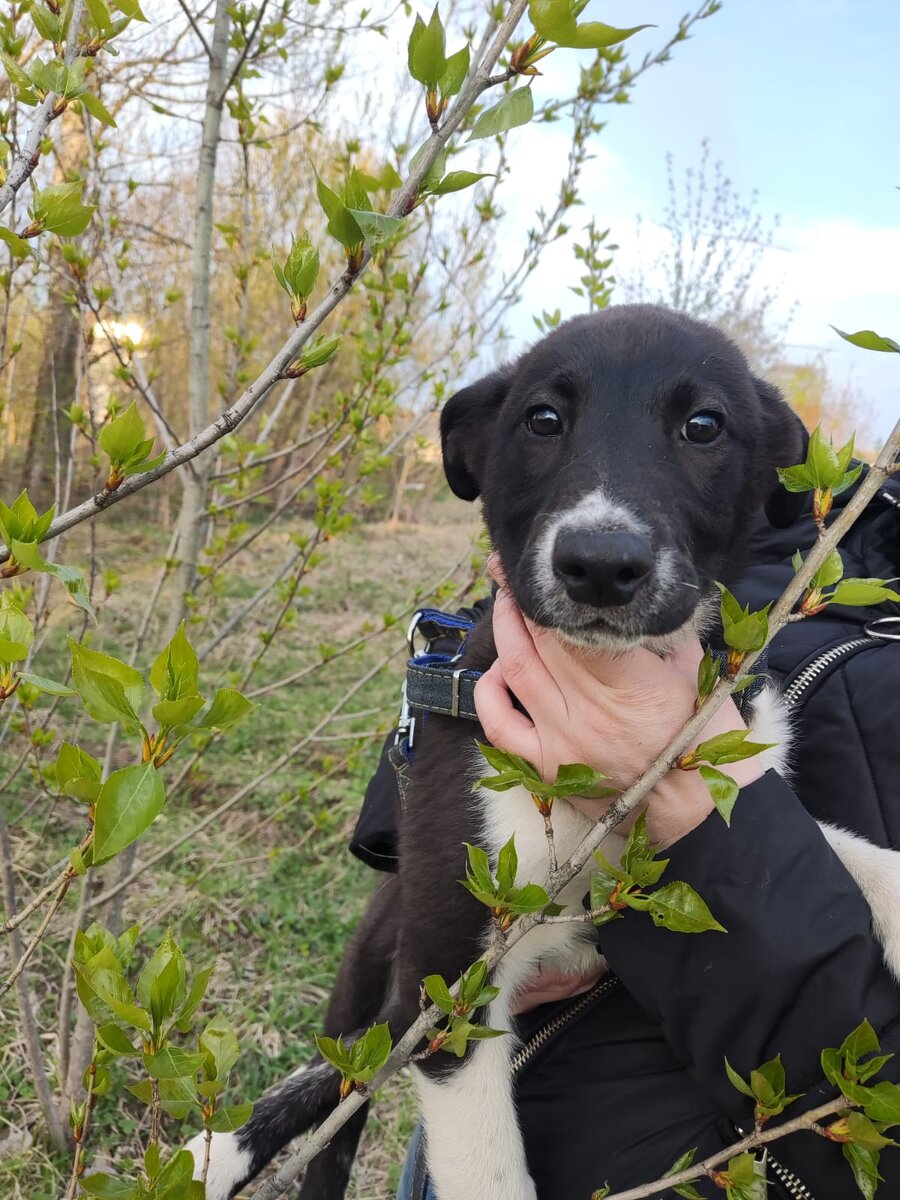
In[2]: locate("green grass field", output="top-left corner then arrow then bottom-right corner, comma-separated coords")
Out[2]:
0,495 -> 483,1198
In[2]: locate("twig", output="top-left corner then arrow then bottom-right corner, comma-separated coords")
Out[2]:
0,867 -> 75,999
175,0 -> 212,57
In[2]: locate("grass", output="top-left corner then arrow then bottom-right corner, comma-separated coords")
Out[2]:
0,493 -> 482,1198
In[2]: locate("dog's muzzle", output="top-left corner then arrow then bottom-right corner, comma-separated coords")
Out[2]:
552,529 -> 654,609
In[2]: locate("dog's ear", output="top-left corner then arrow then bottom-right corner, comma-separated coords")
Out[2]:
754,375 -> 811,528
440,364 -> 514,500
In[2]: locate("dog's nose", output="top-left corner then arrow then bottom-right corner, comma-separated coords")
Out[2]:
552,530 -> 654,608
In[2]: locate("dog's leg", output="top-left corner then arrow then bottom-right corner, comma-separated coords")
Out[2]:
819,823 -> 900,983
414,957 -> 537,1200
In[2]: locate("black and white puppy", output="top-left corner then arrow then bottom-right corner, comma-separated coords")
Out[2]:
191,305 -> 900,1200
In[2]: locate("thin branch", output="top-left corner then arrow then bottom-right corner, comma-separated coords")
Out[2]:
175,0 -> 213,58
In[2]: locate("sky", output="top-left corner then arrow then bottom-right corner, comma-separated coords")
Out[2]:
454,0 -> 900,442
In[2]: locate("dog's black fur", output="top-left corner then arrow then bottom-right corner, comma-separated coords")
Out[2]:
195,305 -> 809,1199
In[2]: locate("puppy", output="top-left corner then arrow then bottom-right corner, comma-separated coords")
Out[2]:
192,305 -> 900,1200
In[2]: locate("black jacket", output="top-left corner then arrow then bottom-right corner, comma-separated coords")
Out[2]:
513,475 -> 900,1199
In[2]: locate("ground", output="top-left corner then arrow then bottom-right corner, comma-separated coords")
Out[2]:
0,491 -> 483,1199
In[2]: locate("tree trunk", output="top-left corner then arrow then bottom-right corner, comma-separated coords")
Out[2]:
19,256 -> 79,511
166,0 -> 231,636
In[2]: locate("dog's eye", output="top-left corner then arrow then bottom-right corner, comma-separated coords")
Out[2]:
526,406 -> 563,436
681,411 -> 724,444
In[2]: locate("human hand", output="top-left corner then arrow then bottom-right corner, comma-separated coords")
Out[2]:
474,573 -> 763,848
512,962 -> 608,1014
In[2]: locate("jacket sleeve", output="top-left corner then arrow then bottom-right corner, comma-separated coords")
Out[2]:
597,769 -> 900,1193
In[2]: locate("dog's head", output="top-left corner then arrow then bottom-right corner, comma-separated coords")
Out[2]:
441,305 -> 808,648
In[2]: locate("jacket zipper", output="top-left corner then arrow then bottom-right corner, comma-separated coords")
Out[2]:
782,616 -> 900,710
781,637 -> 874,708
733,1127 -> 815,1200
510,975 -> 619,1074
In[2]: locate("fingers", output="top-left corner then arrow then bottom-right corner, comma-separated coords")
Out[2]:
474,659 -> 540,763
490,587 -> 562,709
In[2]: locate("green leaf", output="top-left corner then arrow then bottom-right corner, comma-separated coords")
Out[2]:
346,208 -> 403,247
495,836 -> 518,893
431,170 -> 492,196
17,672 -> 75,695
697,646 -> 721,700
725,1058 -> 755,1098
11,540 -> 94,617
847,1111 -> 896,1152
150,622 -> 200,701
315,175 -> 363,249
93,763 -> 165,865
842,1020 -> 881,1066
95,1023 -> 138,1056
645,881 -> 726,934
99,402 -> 146,465
692,729 -> 774,766
79,1175 -> 140,1199
467,87 -> 534,141
0,225 -> 31,258
111,0 -> 147,20
423,974 -> 455,1015
315,1033 -> 353,1075
529,1 -> 650,49
476,742 -> 542,782
407,5 -> 446,86
830,579 -> 900,607
200,1016 -> 241,1079
175,964 -> 213,1032
699,766 -> 741,826
153,694 -> 204,727
832,327 -> 900,354
207,1103 -> 254,1133
409,142 -> 446,193
439,45 -> 469,97
505,882 -> 551,914
349,1021 -> 392,1079
69,638 -> 145,728
31,182 -> 95,236
863,1080 -> 900,1124
56,742 -> 102,802
81,92 -> 117,127
842,1141 -> 882,1200
144,1047 -> 206,1080
812,549 -> 845,589
194,687 -> 254,730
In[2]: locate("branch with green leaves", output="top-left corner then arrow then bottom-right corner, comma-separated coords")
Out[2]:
597,1020 -> 900,1199
67,924 -> 251,1199
0,621 -> 252,995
